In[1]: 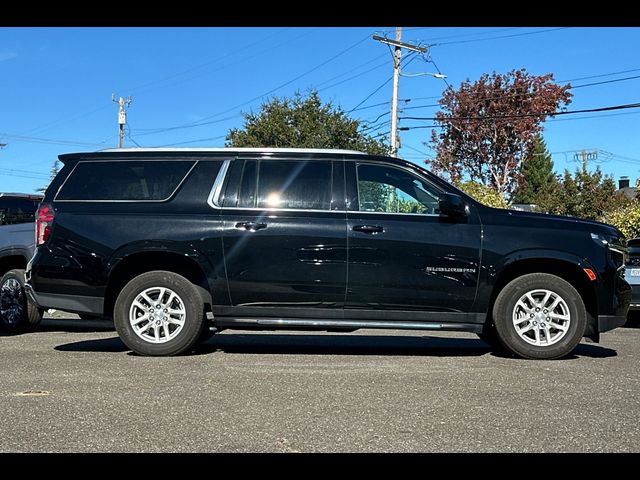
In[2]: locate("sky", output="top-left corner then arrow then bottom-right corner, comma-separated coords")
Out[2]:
1,26 -> 639,193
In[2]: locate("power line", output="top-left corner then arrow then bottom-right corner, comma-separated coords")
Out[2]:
142,33 -> 375,136
558,68 -> 640,83
363,110 -> 391,124
314,53 -> 388,89
403,144 -> 431,156
398,109 -> 640,131
569,74 -> 640,89
125,125 -> 142,148
400,102 -> 640,121
393,27 -> 523,39
425,54 -> 450,88
547,110 -> 640,123
347,76 -> 393,113
317,60 -> 389,92
158,135 -> 227,147
350,101 -> 391,112
434,27 -> 570,46
0,167 -> 49,180
16,29 -> 301,138
400,74 -> 640,114
402,103 -> 440,110
0,132 -> 107,147
132,114 -> 240,137
125,28 -> 294,95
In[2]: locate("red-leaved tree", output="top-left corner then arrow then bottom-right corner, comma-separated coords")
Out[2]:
427,69 -> 572,197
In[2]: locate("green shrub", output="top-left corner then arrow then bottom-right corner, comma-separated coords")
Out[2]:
600,203 -> 640,240
456,181 -> 509,209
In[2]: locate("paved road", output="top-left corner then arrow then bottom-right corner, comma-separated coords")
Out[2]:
1,312 -> 639,452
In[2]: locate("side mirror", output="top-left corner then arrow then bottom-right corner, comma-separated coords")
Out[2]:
439,193 -> 469,218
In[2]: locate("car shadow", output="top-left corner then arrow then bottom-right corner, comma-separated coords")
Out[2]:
623,311 -> 640,328
54,332 -> 617,359
0,317 -> 115,337
489,342 -> 617,360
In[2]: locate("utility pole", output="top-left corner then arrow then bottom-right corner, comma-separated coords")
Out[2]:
112,94 -> 132,148
373,28 -> 427,157
573,149 -> 598,173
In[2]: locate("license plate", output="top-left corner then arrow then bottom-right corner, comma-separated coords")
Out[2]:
631,269 -> 640,277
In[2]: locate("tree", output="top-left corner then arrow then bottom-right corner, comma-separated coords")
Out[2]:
456,181 -> 509,209
428,69 -> 572,198
512,134 -> 558,211
36,159 -> 61,193
226,90 -> 388,155
552,166 -> 629,220
601,202 -> 640,239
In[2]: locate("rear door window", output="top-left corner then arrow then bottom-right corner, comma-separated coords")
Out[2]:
56,160 -> 195,201
254,160 -> 333,210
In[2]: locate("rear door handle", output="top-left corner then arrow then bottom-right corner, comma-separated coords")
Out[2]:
352,224 -> 384,234
235,222 -> 267,232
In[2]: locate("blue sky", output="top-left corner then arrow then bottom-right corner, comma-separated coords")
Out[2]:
1,26 -> 639,193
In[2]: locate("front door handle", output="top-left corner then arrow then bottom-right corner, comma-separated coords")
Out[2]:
352,224 -> 384,234
235,222 -> 267,232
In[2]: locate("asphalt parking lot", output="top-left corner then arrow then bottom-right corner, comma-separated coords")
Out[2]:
1,312 -> 639,453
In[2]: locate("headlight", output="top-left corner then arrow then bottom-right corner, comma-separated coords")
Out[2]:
590,232 -> 612,246
591,232 -> 627,270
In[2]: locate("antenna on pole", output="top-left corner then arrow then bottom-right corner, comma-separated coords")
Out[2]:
112,93 -> 133,148
373,29 -> 427,157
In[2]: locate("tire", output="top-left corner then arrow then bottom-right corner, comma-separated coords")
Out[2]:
0,269 -> 44,332
493,273 -> 586,360
114,271 -> 205,356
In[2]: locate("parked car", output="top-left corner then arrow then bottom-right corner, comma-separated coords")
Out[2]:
0,192 -> 44,331
25,148 -> 630,359
624,238 -> 640,310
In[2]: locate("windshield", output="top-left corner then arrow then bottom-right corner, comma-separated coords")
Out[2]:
0,197 -> 40,225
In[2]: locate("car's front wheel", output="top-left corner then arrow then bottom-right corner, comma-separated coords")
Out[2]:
493,273 -> 586,360
0,269 -> 44,332
114,271 -> 205,356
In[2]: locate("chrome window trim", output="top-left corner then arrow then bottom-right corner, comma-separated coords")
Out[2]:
206,159 -> 231,209
54,159 -> 198,203
218,206 -> 348,214
348,210 -> 440,218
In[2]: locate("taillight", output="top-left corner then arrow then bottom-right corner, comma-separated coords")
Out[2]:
36,203 -> 54,246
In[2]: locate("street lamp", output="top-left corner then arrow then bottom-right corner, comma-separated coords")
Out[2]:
400,72 -> 447,79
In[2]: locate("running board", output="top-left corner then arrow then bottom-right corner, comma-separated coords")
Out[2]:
214,317 -> 483,333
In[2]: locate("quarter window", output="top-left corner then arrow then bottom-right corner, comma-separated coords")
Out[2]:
357,163 -> 441,214
56,160 -> 195,201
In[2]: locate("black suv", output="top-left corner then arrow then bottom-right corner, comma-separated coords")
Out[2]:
25,148 -> 630,359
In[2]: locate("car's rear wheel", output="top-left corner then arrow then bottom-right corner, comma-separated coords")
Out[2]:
114,271 -> 205,356
0,269 -> 43,332
493,273 -> 586,360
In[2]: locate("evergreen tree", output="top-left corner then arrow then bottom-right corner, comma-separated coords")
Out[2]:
512,135 -> 558,210
553,166 -> 629,220
36,159 -> 61,193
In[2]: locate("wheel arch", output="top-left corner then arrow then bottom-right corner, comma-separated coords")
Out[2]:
104,250 -> 212,319
488,255 -> 598,338
0,251 -> 29,277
